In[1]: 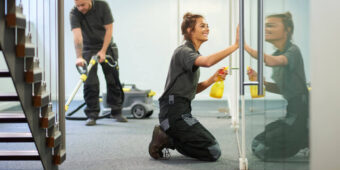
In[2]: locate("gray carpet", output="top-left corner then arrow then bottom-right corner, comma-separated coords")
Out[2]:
0,100 -> 309,170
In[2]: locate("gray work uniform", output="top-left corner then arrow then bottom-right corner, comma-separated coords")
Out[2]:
70,0 -> 124,119
158,41 -> 221,161
252,42 -> 309,161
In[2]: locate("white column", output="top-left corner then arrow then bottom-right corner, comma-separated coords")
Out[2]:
310,0 -> 340,170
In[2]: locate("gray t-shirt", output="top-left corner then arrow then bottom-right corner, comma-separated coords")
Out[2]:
271,42 -> 308,100
70,0 -> 114,51
160,41 -> 201,101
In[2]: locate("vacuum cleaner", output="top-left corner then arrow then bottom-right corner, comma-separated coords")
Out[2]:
65,55 -> 155,120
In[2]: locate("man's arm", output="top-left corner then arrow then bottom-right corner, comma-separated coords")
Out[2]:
97,23 -> 113,63
72,28 -> 85,66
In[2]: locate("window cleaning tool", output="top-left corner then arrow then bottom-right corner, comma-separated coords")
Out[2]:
64,55 -> 115,113
209,66 -> 229,99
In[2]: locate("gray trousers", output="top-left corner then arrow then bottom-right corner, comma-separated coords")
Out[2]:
159,96 -> 221,161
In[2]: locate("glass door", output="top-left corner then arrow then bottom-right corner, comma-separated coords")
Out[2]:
238,0 -> 310,169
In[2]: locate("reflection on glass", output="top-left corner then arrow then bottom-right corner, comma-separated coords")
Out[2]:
245,12 -> 309,161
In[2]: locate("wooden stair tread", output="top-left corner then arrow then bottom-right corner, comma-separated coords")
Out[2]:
0,132 -> 31,137
54,149 -> 66,165
24,42 -> 35,58
0,150 -> 40,160
0,70 -> 10,77
0,150 -> 38,156
0,113 -> 25,118
0,132 -> 33,142
0,113 -> 25,117
16,41 -> 36,58
0,113 -> 26,123
47,131 -> 62,148
25,69 -> 42,83
6,6 -> 26,29
41,112 -> 55,129
0,93 -> 19,101
33,93 -> 50,108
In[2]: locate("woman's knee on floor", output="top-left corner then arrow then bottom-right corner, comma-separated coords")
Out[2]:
206,142 -> 221,161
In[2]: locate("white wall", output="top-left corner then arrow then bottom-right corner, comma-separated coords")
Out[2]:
310,0 -> 340,170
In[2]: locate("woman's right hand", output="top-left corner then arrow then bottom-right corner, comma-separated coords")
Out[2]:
76,58 -> 86,67
213,67 -> 229,82
247,67 -> 257,81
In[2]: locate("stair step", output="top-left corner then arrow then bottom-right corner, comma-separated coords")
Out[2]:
6,6 -> 26,29
16,41 -> 35,58
0,70 -> 11,77
24,42 -> 35,58
0,93 -> 19,101
41,111 -> 55,129
54,149 -> 66,165
0,133 -> 33,142
0,151 -> 40,160
33,93 -> 50,108
25,69 -> 42,83
0,113 -> 26,123
47,130 -> 62,148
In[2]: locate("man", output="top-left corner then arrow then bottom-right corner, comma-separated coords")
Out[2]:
70,0 -> 127,126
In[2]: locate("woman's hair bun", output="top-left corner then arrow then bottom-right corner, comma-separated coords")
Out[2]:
284,12 -> 292,20
183,12 -> 193,20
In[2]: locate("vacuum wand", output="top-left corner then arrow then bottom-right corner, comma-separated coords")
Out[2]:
65,55 -> 115,111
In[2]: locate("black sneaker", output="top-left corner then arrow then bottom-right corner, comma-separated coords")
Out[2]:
85,118 -> 96,126
112,114 -> 128,122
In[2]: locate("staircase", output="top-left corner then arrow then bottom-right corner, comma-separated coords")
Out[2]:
0,0 -> 65,169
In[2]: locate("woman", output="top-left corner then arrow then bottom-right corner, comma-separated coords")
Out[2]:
148,12 -> 239,161
245,12 -> 309,161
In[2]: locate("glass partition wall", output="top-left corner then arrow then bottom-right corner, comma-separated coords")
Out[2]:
240,0 -> 310,169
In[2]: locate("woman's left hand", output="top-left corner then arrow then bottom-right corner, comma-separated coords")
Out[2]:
213,67 -> 228,82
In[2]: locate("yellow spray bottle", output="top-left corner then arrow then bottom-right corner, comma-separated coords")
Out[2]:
247,66 -> 265,98
210,67 -> 229,99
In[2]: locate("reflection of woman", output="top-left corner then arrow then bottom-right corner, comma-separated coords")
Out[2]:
148,12 -> 239,161
245,12 -> 309,160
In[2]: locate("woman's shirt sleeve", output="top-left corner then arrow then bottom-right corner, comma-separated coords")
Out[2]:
178,46 -> 200,72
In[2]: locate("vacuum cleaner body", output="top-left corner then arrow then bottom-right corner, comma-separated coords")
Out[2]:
102,84 -> 155,119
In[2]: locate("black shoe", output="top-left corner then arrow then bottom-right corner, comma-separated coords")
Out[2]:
112,114 -> 128,122
148,125 -> 169,159
85,118 -> 96,126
